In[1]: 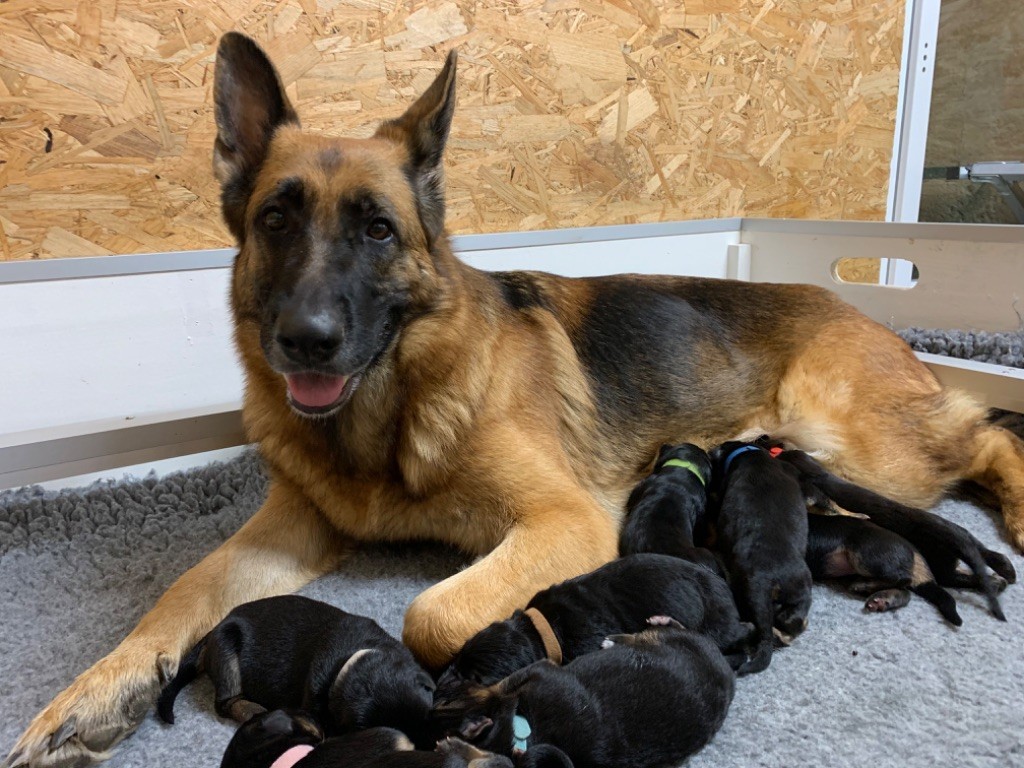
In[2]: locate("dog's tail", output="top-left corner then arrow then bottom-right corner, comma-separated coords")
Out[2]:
156,636 -> 207,725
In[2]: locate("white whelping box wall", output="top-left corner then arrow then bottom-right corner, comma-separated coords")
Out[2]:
1,219 -> 1021,489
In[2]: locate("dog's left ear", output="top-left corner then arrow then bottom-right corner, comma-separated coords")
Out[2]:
375,50 -> 458,245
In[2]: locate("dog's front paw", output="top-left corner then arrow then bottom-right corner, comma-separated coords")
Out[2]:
3,648 -> 169,768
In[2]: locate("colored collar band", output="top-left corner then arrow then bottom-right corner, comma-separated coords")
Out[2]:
660,458 -> 706,487
524,607 -> 562,665
512,713 -> 532,754
722,445 -> 761,476
270,745 -> 314,768
768,446 -> 784,458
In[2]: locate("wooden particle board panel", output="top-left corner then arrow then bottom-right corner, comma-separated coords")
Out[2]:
0,0 -> 904,261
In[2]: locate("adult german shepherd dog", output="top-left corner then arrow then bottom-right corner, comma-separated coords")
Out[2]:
7,32 -> 1024,768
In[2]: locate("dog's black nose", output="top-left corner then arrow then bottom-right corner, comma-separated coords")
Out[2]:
275,309 -> 342,366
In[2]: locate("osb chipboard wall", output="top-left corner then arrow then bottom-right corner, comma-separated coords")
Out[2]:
0,0 -> 904,261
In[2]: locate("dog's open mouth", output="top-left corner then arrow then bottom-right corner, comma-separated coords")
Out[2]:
285,372 -> 361,416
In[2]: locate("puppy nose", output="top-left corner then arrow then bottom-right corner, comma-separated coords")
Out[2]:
275,309 -> 342,366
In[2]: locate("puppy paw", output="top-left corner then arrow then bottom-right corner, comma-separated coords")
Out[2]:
647,615 -> 686,630
863,589 -> 911,613
3,649 -> 166,768
600,638 -> 615,649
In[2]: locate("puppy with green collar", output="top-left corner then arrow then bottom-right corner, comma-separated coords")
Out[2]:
620,443 -> 724,576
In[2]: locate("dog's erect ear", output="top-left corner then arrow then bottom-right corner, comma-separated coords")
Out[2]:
374,50 -> 458,245
213,32 -> 298,236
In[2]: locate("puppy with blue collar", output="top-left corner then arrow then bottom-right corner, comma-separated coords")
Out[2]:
709,440 -> 814,675
433,617 -> 734,768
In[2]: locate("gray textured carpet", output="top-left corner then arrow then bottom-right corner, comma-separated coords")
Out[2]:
899,327 -> 1024,369
1,451 -> 1022,768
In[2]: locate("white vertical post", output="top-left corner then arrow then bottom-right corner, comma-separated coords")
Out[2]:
886,0 -> 942,223
726,243 -> 752,281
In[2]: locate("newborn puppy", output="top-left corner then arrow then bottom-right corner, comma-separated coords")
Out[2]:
620,443 -> 724,575
807,513 -> 962,624
436,554 -> 751,697
220,710 -> 510,768
434,618 -> 734,768
158,596 -> 435,743
775,449 -> 1015,620
709,441 -> 813,675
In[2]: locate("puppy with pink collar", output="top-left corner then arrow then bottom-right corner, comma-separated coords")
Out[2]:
220,710 -> 511,768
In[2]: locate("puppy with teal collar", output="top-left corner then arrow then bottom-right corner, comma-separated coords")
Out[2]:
432,617 -> 734,768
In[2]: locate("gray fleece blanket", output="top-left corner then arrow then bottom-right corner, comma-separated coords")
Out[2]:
0,449 -> 1022,768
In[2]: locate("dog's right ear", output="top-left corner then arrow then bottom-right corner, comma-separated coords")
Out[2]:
213,32 -> 298,237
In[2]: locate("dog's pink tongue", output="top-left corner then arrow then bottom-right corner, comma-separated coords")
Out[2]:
270,745 -> 314,768
286,373 -> 347,408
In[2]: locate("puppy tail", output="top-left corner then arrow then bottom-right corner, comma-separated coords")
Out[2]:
156,637 -> 206,725
910,581 -> 963,627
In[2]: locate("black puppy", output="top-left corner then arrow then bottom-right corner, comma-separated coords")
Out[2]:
620,443 -> 723,575
775,449 -> 1015,619
220,709 -> 511,768
436,554 -> 752,697
806,513 -> 963,623
434,617 -> 734,768
158,596 -> 435,743
709,440 -> 814,675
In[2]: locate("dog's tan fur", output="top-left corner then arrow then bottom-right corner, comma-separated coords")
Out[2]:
7,33 -> 1024,768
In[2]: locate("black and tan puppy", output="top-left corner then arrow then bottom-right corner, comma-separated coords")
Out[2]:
620,443 -> 723,575
434,617 -> 733,768
710,441 -> 813,675
806,513 -> 963,623
157,596 -> 435,744
436,554 -> 751,697
220,709 -> 510,768
776,450 -> 1015,620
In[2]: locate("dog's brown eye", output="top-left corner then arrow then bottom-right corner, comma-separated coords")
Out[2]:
367,219 -> 392,241
263,209 -> 286,232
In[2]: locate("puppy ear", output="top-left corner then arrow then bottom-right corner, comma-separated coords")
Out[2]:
374,50 -> 458,245
459,715 -> 493,741
655,444 -> 674,465
213,32 -> 299,237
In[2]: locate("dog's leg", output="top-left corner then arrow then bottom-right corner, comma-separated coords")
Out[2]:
964,422 -> 1024,549
773,315 -> 1024,550
402,465 -> 618,669
4,481 -> 347,768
